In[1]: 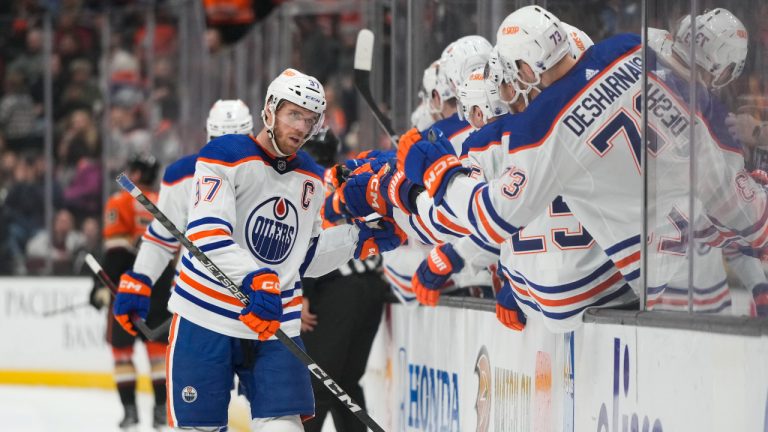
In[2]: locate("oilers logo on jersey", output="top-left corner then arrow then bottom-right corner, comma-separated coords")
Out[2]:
245,196 -> 298,264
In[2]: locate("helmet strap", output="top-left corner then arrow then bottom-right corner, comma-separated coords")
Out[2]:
261,104 -> 290,158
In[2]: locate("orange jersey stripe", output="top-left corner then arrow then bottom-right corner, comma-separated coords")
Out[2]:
187,228 -> 231,241
613,251 -> 640,269
283,296 -> 303,308
435,209 -> 471,235
526,271 -> 624,307
178,271 -> 242,307
473,190 -> 506,244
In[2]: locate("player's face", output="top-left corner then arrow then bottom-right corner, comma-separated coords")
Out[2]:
273,101 -> 320,154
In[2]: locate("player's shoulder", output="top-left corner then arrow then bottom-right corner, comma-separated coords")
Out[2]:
460,116 -> 507,157
427,113 -> 472,141
106,190 -> 132,208
294,149 -> 326,181
162,153 -> 198,185
198,134 -> 261,165
589,33 -> 642,63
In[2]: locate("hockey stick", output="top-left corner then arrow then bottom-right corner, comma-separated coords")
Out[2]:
115,174 -> 386,432
84,254 -> 170,342
355,29 -> 398,148
41,300 -> 92,317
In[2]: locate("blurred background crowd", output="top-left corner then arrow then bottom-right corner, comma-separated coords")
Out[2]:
0,0 -> 767,280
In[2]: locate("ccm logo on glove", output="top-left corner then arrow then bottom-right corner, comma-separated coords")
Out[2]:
424,155 -> 461,195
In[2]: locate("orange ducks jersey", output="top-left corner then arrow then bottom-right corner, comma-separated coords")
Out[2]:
103,189 -> 159,251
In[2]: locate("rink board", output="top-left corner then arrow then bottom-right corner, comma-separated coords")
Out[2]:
2,278 -> 768,431
379,304 -> 768,432
0,277 -> 153,390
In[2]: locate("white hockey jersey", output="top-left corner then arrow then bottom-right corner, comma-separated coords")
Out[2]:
170,134 -> 360,339
458,114 -> 635,332
441,33 -> 768,298
133,153 -> 198,283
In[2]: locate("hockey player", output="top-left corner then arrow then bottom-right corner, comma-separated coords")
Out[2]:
401,23 -> 636,333
396,5 -> 768,307
113,68 -> 404,431
647,9 -> 765,314
90,153 -> 174,431
110,99 -> 254,428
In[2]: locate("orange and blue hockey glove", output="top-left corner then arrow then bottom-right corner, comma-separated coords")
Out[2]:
354,218 -> 407,260
396,127 -> 468,205
377,160 -> 423,215
239,269 -> 282,341
495,280 -> 527,331
341,170 -> 391,218
412,243 -> 464,306
114,270 -> 153,336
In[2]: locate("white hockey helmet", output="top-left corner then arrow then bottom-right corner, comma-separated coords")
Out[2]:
495,6 -> 572,88
422,60 -> 442,113
458,67 -> 509,129
206,99 -> 253,142
262,68 -> 326,148
672,8 -> 748,90
410,100 -> 436,130
562,22 -> 594,59
442,35 -> 493,95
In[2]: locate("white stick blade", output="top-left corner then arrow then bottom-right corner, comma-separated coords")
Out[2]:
84,253 -> 101,273
354,29 -> 374,71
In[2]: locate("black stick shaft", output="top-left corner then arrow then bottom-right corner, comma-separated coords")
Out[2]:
116,174 -> 385,432
41,301 -> 92,317
85,253 -> 157,340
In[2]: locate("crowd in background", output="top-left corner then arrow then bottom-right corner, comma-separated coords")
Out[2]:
1,0 -> 767,278
0,1 -> 362,276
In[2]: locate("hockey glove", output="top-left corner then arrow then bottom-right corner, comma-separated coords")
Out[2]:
323,191 -> 351,223
495,280 -> 527,331
354,218 -> 407,260
396,127 -> 468,205
340,170 -> 391,218
378,160 -> 423,215
752,283 -> 768,318
239,269 -> 282,341
412,243 -> 465,306
113,270 -> 153,336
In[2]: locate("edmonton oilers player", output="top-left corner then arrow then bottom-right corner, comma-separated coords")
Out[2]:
113,69 -> 404,431
397,5 -> 768,303
401,21 -> 635,333
112,99 -> 253,429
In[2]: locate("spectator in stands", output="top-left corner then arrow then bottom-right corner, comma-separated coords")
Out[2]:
0,69 -> 40,151
7,27 -> 43,91
62,146 -> 102,224
26,208 -> 85,275
72,216 -> 100,276
5,154 -> 48,274
107,89 -> 152,178
56,58 -> 101,120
